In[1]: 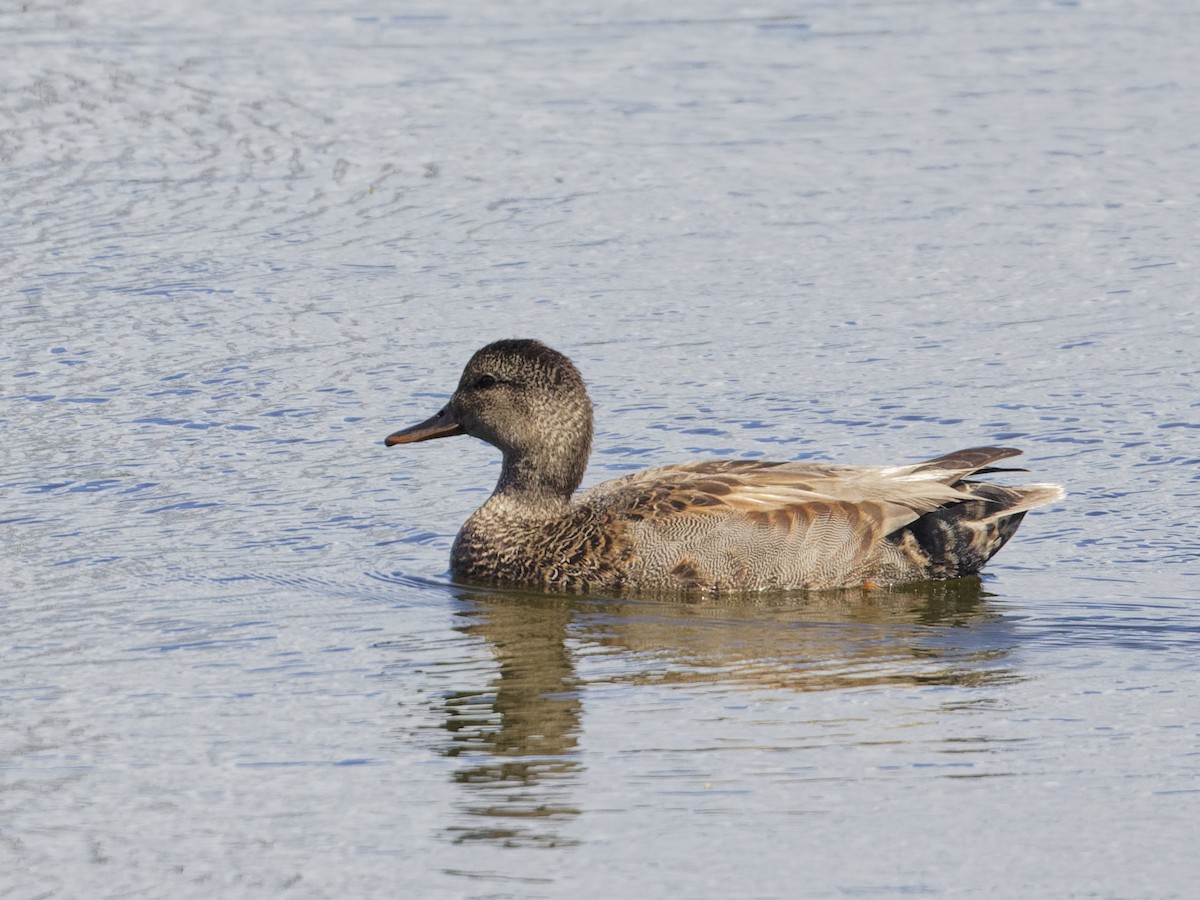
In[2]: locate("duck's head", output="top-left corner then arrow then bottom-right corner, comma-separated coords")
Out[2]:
385,339 -> 594,497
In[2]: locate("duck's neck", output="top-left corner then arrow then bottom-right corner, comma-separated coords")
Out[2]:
491,443 -> 588,515
475,392 -> 594,519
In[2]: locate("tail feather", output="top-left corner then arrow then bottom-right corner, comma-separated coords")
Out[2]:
888,476 -> 1063,580
911,446 -> 1023,477
975,483 -> 1064,522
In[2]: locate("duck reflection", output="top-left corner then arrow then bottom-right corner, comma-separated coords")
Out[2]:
441,590 -> 582,847
438,577 -> 1014,846
588,577 -> 1012,692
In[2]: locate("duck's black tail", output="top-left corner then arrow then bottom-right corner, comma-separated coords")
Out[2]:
889,448 -> 1063,579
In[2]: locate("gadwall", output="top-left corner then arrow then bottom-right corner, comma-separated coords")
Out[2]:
385,339 -> 1063,593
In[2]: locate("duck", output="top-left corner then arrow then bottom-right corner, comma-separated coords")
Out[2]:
385,339 -> 1063,594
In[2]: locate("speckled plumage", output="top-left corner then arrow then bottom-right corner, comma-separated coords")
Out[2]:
385,340 -> 1063,594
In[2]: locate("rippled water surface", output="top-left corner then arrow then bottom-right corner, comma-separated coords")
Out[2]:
4,1 -> 1200,896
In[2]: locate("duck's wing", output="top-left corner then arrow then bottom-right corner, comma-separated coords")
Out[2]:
579,447 -> 1058,590
588,447 -> 1026,532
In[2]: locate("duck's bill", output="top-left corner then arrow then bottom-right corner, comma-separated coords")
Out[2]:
384,407 -> 465,446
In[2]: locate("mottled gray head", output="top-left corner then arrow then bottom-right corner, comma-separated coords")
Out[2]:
386,339 -> 595,497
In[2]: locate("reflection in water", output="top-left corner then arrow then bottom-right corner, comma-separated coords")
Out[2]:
436,578 -> 1017,848
442,593 -> 583,847
585,578 -> 1016,693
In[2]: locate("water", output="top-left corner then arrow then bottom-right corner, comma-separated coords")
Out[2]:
3,0 -> 1199,896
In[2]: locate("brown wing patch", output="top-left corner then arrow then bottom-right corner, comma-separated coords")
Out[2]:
689,479 -> 734,496
768,508 -> 793,531
741,502 -> 819,533
841,502 -> 860,530
620,478 -> 741,519
745,509 -> 771,527
670,556 -> 705,588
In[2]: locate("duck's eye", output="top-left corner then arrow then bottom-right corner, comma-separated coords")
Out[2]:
475,374 -> 498,389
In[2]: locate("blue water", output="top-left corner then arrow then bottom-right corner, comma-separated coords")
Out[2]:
3,1 -> 1199,896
